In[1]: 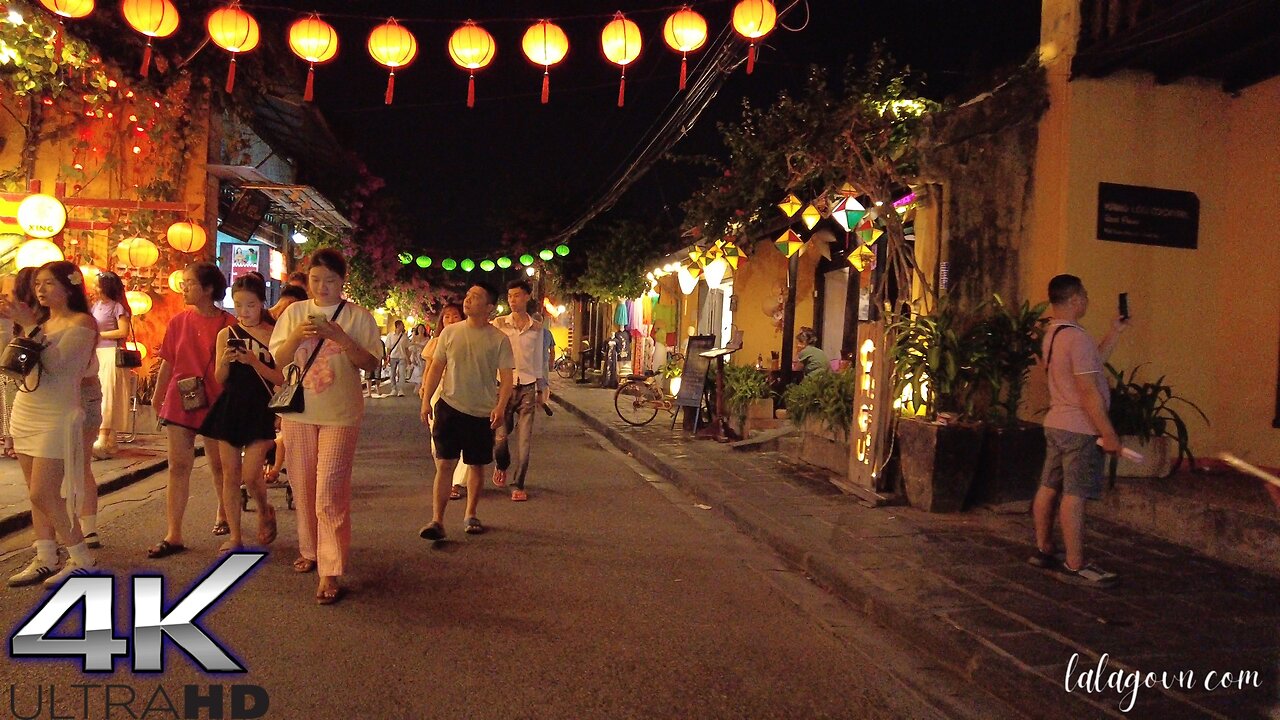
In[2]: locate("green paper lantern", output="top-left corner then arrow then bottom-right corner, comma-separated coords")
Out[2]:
480,259 -> 496,272
460,258 -> 476,272
538,249 -> 553,261
497,256 -> 512,269
519,253 -> 535,266
441,258 -> 457,271
555,244 -> 570,257
398,252 -> 413,265
415,255 -> 431,268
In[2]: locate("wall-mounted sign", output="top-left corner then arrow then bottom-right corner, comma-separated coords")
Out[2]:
219,190 -> 272,242
16,194 -> 67,238
1097,182 -> 1199,249
230,244 -> 261,282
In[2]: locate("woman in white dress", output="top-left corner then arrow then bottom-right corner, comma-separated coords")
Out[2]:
6,261 -> 99,587
406,324 -> 428,388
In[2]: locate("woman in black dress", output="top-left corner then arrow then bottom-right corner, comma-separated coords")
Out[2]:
200,274 -> 285,552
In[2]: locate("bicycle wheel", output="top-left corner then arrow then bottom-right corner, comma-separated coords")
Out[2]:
556,358 -> 576,379
615,381 -> 659,426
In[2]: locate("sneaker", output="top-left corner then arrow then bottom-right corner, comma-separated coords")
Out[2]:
44,558 -> 97,587
419,522 -> 446,541
1057,562 -> 1118,588
7,558 -> 59,587
510,489 -> 528,502
84,532 -> 102,550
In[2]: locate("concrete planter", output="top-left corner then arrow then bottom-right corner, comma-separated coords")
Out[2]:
897,418 -> 984,513
969,423 -> 1047,507
799,418 -> 850,478
731,398 -> 778,439
1116,435 -> 1175,478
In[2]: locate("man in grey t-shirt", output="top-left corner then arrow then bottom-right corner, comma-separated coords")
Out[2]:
419,282 -> 514,538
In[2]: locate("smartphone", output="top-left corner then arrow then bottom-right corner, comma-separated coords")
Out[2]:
227,338 -> 246,350
1119,293 -> 1130,320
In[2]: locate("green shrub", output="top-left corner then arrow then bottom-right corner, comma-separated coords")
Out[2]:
783,369 -> 857,438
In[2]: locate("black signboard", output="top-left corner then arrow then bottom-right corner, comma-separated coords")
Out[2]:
219,190 -> 272,242
674,335 -> 716,408
1097,182 -> 1199,249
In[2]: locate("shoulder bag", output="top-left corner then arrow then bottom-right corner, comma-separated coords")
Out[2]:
268,301 -> 346,414
115,311 -> 143,368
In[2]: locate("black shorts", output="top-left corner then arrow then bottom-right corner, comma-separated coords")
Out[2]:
432,399 -> 494,466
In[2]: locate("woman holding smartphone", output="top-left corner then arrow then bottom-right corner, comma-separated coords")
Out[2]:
199,274 -> 285,553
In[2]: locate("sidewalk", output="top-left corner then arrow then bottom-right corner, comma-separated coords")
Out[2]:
550,379 -> 1280,720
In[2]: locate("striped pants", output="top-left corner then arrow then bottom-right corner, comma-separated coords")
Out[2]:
282,420 -> 360,577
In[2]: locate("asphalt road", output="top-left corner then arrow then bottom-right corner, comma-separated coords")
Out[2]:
0,397 -> 1015,720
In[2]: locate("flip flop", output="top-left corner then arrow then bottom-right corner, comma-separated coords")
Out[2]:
492,470 -> 507,488
293,557 -> 317,573
316,585 -> 345,605
146,540 -> 186,559
257,505 -> 278,545
212,521 -> 230,536
464,517 -> 485,535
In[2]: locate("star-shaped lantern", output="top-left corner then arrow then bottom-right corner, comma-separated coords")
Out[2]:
800,204 -> 822,230
720,241 -> 743,270
775,229 -> 804,258
777,193 -> 802,217
848,244 -> 876,272
834,196 -> 867,232
855,215 -> 884,245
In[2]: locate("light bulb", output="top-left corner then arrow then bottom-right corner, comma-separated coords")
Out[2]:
525,267 -> 535,276
291,232 -> 307,244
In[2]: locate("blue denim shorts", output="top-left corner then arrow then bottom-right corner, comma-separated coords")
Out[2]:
1041,427 -> 1105,500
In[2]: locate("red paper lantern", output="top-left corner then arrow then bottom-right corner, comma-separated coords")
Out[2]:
368,19 -> 418,105
122,0 -> 179,78
663,7 -> 707,91
207,2 -> 259,93
601,12 -> 641,107
448,21 -> 495,108
521,20 -> 568,104
288,14 -> 338,102
731,0 -> 777,74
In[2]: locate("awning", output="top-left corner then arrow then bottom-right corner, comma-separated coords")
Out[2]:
208,165 -> 352,233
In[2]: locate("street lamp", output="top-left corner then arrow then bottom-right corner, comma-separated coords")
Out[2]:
291,231 -> 308,244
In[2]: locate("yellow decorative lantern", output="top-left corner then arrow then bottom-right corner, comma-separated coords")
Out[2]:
662,7 -> 707,90
849,244 -> 877,272
288,14 -> 338,101
122,0 -> 179,78
167,269 -> 184,293
116,237 -> 159,268
207,2 -> 259,93
855,216 -> 884,245
125,290 -> 153,315
16,194 -> 67,238
15,239 -> 65,270
166,221 -> 206,253
79,265 -> 102,284
777,193 -> 802,217
39,0 -> 94,19
522,20 -> 568,104
731,0 -> 776,74
800,204 -> 822,230
774,230 -> 803,258
368,18 -> 417,105
124,340 -> 148,361
448,21 -> 495,108
601,12 -> 641,107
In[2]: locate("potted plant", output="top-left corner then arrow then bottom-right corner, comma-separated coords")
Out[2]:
1106,364 -> 1208,478
722,364 -> 776,438
657,356 -> 682,395
967,295 -> 1050,506
888,297 -> 988,512
783,368 -> 857,476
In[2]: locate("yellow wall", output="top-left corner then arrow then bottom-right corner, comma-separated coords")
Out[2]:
723,244 -> 819,368
1029,6 -> 1280,465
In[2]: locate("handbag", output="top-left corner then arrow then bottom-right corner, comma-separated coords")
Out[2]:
176,375 -> 208,412
115,315 -> 142,368
268,301 -> 346,415
1,326 -> 45,391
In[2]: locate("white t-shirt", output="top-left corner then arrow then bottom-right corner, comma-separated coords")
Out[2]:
270,299 -> 384,427
384,330 -> 410,361
432,321 -> 514,418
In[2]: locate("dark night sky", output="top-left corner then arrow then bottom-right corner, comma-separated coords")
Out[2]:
252,1 -> 1040,255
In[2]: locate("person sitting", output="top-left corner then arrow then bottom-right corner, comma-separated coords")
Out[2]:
793,327 -> 829,376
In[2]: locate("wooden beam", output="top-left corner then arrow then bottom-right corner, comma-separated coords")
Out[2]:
0,193 -> 197,212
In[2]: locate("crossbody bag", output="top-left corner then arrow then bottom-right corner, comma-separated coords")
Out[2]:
268,301 -> 346,414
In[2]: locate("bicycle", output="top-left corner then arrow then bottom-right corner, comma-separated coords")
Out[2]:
614,372 -> 673,426
552,345 -> 577,379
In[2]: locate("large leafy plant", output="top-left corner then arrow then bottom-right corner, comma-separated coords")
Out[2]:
888,297 -> 988,420
969,295 -> 1049,425
723,364 -> 773,427
783,369 -> 857,438
1106,364 -> 1208,474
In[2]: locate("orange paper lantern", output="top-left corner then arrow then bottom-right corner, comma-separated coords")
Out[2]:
122,0 -> 179,78
601,12 -> 641,107
39,0 -> 94,19
731,0 -> 776,74
368,19 -> 417,105
166,221 -> 207,253
125,290 -> 152,316
448,21 -> 495,108
522,20 -> 568,104
207,3 -> 259,93
662,7 -> 707,91
115,237 -> 159,268
167,269 -> 184,293
288,14 -> 338,102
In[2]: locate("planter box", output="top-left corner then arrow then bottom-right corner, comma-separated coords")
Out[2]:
730,398 -> 777,439
1116,436 -> 1175,478
969,423 -> 1047,507
799,418 -> 850,478
897,418 -> 984,513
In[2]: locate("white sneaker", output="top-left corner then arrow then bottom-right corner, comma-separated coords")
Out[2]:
7,558 -> 59,587
43,557 -> 97,587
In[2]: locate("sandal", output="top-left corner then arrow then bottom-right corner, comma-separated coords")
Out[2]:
1056,562 -> 1119,588
491,469 -> 507,488
292,557 -> 317,573
257,505 -> 278,546
2,436 -> 15,459
212,521 -> 230,536
146,540 -> 186,559
449,485 -> 464,500
316,584 -> 345,606
464,517 -> 485,535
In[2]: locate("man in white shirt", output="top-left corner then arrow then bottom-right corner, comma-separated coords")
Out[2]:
491,280 -> 551,502
377,319 -> 410,397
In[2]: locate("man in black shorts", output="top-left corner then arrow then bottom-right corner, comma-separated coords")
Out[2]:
418,282 -> 514,537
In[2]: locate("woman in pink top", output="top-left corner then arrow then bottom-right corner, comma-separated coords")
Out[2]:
146,262 -> 237,559
89,271 -> 132,458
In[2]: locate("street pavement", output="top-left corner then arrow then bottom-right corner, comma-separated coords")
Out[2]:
0,395 -> 1008,720
550,379 -> 1280,720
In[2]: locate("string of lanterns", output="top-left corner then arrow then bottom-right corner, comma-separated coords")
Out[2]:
35,0 -> 779,107
773,185 -> 917,272
397,244 -> 572,273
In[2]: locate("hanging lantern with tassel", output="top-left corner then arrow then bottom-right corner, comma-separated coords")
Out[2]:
39,0 -> 93,18
288,14 -> 338,102
207,2 -> 259,93
731,0 -> 776,74
601,12 -> 641,108
521,20 -> 568,105
122,0 -> 179,78
662,6 -> 706,91
448,21 -> 495,109
367,18 -> 417,105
